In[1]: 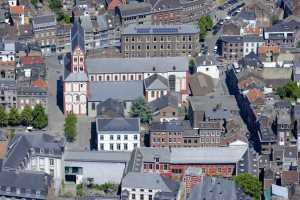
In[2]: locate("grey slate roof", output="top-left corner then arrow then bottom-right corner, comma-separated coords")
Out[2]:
144,74 -> 169,90
122,172 -> 179,193
149,94 -> 178,112
17,87 -> 47,96
71,19 -> 85,52
2,132 -> 64,170
117,2 -> 152,17
150,121 -> 184,132
86,57 -> 189,74
221,35 -> 243,43
97,117 -> 140,132
64,150 -> 131,163
0,170 -> 51,199
188,95 -> 239,112
97,98 -> 124,117
189,176 -> 253,200
80,16 -> 93,32
64,72 -> 89,82
264,20 -> 300,32
32,15 -> 56,29
89,81 -> 144,102
122,24 -> 199,35
239,10 -> 256,21
170,145 -> 248,164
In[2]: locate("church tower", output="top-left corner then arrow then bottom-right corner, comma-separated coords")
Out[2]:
63,20 -> 88,115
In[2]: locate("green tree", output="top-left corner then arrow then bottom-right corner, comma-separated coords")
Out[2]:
8,107 -> 20,126
297,41 -> 300,48
48,0 -> 62,12
234,173 -> 262,200
276,86 -> 286,98
130,97 -> 152,123
32,104 -> 48,129
198,16 -> 208,39
206,15 -> 213,30
198,15 -> 214,39
0,106 -> 8,127
189,59 -> 196,74
31,0 -> 38,8
271,15 -> 279,25
20,105 -> 33,126
64,113 -> 77,142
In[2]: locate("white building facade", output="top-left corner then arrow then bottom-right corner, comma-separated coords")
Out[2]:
97,118 -> 141,151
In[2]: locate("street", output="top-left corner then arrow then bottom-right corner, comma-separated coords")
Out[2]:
45,56 -> 91,150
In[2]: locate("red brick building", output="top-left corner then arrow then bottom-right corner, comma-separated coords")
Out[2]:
128,142 -> 250,180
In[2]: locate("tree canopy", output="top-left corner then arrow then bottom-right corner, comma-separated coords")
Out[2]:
198,15 -> 214,39
49,0 -> 62,11
0,106 -> 8,127
32,104 -> 48,129
189,59 -> 196,74
64,113 -> 77,142
234,173 -> 262,200
8,107 -> 20,126
20,105 -> 33,126
276,81 -> 300,101
130,97 -> 152,123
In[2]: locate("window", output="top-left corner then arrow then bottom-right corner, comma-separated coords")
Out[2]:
117,135 -> 121,140
130,75 -> 134,80
49,159 -> 54,166
164,164 -> 168,170
124,143 -> 128,150
149,164 -> 153,169
153,37 -> 157,42
132,194 -> 136,199
151,91 -> 155,98
110,135 -> 114,140
155,157 -> 159,162
124,135 -> 128,140
134,135 -> 138,140
100,135 -> 104,140
110,143 -> 114,150
138,75 -> 142,80
156,164 -> 159,170
100,143 -> 104,150
168,75 -> 176,91
50,169 -> 54,177
134,143 -> 138,148
106,76 -> 110,81
117,143 -> 121,150
92,103 -> 95,110
114,75 -> 118,81
122,75 -> 126,80
140,194 -> 144,200
80,57 -> 83,63
149,195 -> 153,200
98,76 -> 102,81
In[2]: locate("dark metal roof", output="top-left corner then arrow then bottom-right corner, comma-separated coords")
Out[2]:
71,19 -> 85,53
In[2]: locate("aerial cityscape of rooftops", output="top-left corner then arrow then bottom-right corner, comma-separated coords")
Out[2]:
1,0 -> 300,199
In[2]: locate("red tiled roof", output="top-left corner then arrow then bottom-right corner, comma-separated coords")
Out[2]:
239,79 -> 255,89
32,79 -> 47,89
20,56 -> 44,65
258,45 -> 280,55
10,6 -> 25,14
108,0 -> 127,10
247,88 -> 263,103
